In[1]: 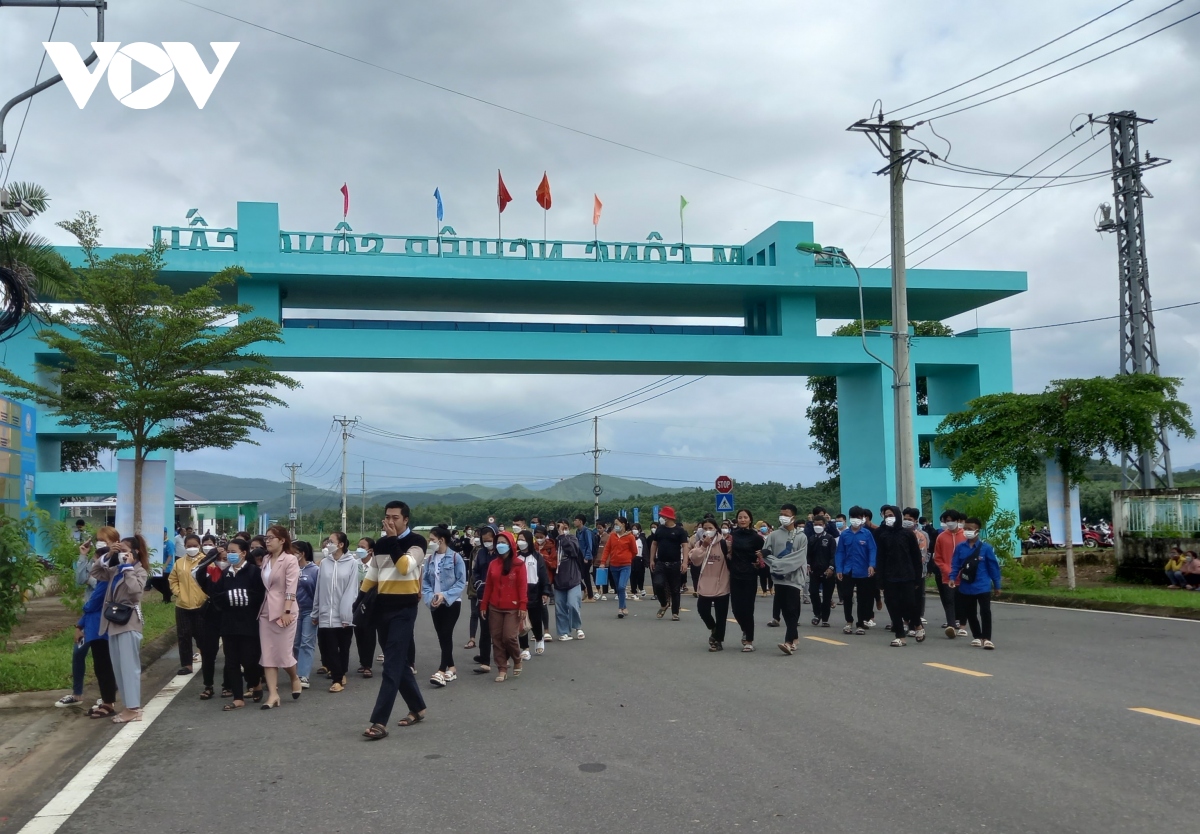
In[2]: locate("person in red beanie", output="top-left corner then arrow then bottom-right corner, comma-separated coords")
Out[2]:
479,531 -> 528,682
648,506 -> 689,620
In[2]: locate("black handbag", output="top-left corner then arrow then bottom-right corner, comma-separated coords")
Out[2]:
104,600 -> 134,625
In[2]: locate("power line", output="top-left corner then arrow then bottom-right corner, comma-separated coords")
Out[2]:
175,0 -> 882,218
2,6 -> 61,187
887,0 -> 1136,117
912,6 -> 1200,122
907,172 -> 1111,190
910,144 -> 1110,267
974,299 -> 1200,333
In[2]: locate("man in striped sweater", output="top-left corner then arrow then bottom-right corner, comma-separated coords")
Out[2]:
361,501 -> 427,741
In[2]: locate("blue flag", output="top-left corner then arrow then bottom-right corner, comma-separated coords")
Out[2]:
434,187 -> 444,222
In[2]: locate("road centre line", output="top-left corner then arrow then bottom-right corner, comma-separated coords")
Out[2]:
803,635 -> 847,646
18,671 -> 193,834
1128,707 -> 1200,727
923,662 -> 992,677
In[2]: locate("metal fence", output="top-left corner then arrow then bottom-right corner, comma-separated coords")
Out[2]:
1118,493 -> 1200,535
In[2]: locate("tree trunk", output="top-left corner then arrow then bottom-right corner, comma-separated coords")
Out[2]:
1062,468 -> 1076,590
133,446 -> 144,538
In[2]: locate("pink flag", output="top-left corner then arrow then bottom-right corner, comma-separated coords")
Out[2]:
340,183 -> 349,218
592,194 -> 602,226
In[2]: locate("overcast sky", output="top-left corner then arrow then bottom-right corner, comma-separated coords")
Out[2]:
2,0 -> 1198,499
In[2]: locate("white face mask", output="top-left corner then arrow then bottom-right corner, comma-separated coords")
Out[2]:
483,541 -> 494,551
944,521 -> 958,531
517,540 -> 530,552
535,537 -> 546,545
849,518 -> 864,529
883,517 -> 896,527
613,524 -> 623,533
902,519 -> 915,529
471,537 -> 481,546
185,547 -> 200,557
813,525 -> 825,535
964,529 -> 978,540
202,545 -> 213,554
702,528 -> 716,538
779,515 -> 794,528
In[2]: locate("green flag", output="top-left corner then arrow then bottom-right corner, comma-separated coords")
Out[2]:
680,195 -> 688,215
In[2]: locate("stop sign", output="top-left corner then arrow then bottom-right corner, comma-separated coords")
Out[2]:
715,475 -> 733,494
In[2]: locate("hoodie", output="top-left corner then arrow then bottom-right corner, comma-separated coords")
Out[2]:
480,531 -> 528,611
874,506 -> 924,583
760,524 -> 808,588
472,523 -> 500,600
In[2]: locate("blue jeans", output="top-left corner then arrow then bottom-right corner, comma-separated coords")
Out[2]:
71,639 -> 90,696
609,565 -> 631,608
293,610 -> 317,678
553,585 -> 583,636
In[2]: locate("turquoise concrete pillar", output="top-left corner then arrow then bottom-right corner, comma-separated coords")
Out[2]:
236,201 -> 283,324
837,361 -> 894,513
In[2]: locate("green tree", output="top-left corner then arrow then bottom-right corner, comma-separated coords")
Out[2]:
0,181 -> 73,300
0,211 -> 300,535
934,374 -> 1194,589
805,320 -> 953,475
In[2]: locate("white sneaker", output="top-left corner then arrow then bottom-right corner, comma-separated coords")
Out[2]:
575,630 -> 585,640
54,695 -> 84,708
920,617 -> 928,624
600,594 -> 607,600
299,676 -> 310,689
558,634 -> 573,641
970,638 -> 983,647
866,619 -> 876,628
520,650 -> 531,661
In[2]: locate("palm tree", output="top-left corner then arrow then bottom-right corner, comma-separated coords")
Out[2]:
0,180 -> 74,307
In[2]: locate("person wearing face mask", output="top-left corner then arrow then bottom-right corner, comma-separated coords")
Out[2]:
834,506 -> 877,635
933,509 -> 968,637
422,525 -> 467,686
311,532 -> 361,692
353,537 -> 377,678
169,534 -> 209,682
601,517 -> 637,618
688,519 -> 731,651
949,517 -> 1002,649
469,525 -> 499,673
293,540 -> 319,689
806,515 -> 838,627
198,539 -> 265,709
903,507 -> 930,629
92,535 -> 150,724
553,521 -> 587,640
62,528 -> 122,716
535,526 -> 557,635
464,529 -> 484,651
873,506 -> 925,646
727,509 -> 765,651
754,521 -> 775,598
479,531 -> 528,682
515,529 -> 551,655
759,505 -> 807,655
629,522 -> 647,600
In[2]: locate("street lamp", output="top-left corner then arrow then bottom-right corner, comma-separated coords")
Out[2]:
797,241 -> 914,508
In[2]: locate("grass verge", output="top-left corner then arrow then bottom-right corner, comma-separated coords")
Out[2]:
1005,586 -> 1200,610
0,601 -> 176,695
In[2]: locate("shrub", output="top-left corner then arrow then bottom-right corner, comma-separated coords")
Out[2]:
39,511 -> 88,615
0,513 -> 46,640
1001,561 -> 1057,589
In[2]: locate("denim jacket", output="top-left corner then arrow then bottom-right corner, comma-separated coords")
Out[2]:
421,549 -> 467,607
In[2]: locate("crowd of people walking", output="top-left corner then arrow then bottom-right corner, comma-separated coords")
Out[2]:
61,498 -> 1003,739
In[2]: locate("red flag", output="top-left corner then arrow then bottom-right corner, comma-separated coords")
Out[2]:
497,170 -> 512,213
340,183 -> 349,217
536,172 -> 552,211
592,194 -> 602,226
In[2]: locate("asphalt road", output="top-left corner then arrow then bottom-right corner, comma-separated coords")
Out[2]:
16,595 -> 1200,834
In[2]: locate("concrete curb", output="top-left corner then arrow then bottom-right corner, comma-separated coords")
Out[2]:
0,627 -> 178,710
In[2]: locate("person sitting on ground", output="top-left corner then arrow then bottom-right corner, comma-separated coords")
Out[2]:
1181,550 -> 1200,590
1164,546 -> 1186,589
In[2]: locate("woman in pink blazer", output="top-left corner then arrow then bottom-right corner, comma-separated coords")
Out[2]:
259,524 -> 302,709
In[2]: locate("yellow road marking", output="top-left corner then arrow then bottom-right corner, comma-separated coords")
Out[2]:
803,635 -> 847,646
1129,707 -> 1200,727
924,662 -> 992,678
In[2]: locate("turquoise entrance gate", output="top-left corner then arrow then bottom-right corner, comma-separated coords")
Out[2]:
7,201 -> 1025,531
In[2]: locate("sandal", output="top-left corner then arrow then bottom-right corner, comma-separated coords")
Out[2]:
112,709 -> 143,724
656,607 -> 667,619
361,668 -> 373,679
671,614 -> 680,621
363,723 -> 388,740
741,643 -> 755,652
199,687 -> 214,700
472,665 -> 491,674
495,672 -> 507,682
220,688 -> 234,698
890,638 -> 906,647
512,665 -> 522,677
464,639 -> 476,649
397,712 -> 425,727
223,701 -> 245,711
251,688 -> 264,702
88,704 -> 116,719
429,671 -> 446,687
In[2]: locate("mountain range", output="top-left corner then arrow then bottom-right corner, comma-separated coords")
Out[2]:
174,470 -> 677,518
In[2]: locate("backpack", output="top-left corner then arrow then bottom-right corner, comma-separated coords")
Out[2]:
959,545 -> 981,584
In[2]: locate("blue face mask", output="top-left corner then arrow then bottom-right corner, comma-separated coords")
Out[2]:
227,554 -> 241,566
835,520 -> 845,530
496,543 -> 511,555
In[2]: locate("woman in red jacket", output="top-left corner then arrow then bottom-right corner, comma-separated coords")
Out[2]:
479,531 -> 528,682
602,516 -> 638,619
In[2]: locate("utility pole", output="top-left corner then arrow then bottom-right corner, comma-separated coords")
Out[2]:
360,461 -> 366,541
592,416 -> 602,524
332,416 -> 358,533
1093,111 -> 1173,489
284,463 -> 301,536
848,117 -> 924,509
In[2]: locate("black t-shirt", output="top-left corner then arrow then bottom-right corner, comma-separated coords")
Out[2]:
651,524 -> 689,563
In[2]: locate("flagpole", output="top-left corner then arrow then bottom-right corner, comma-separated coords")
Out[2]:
543,209 -> 547,243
